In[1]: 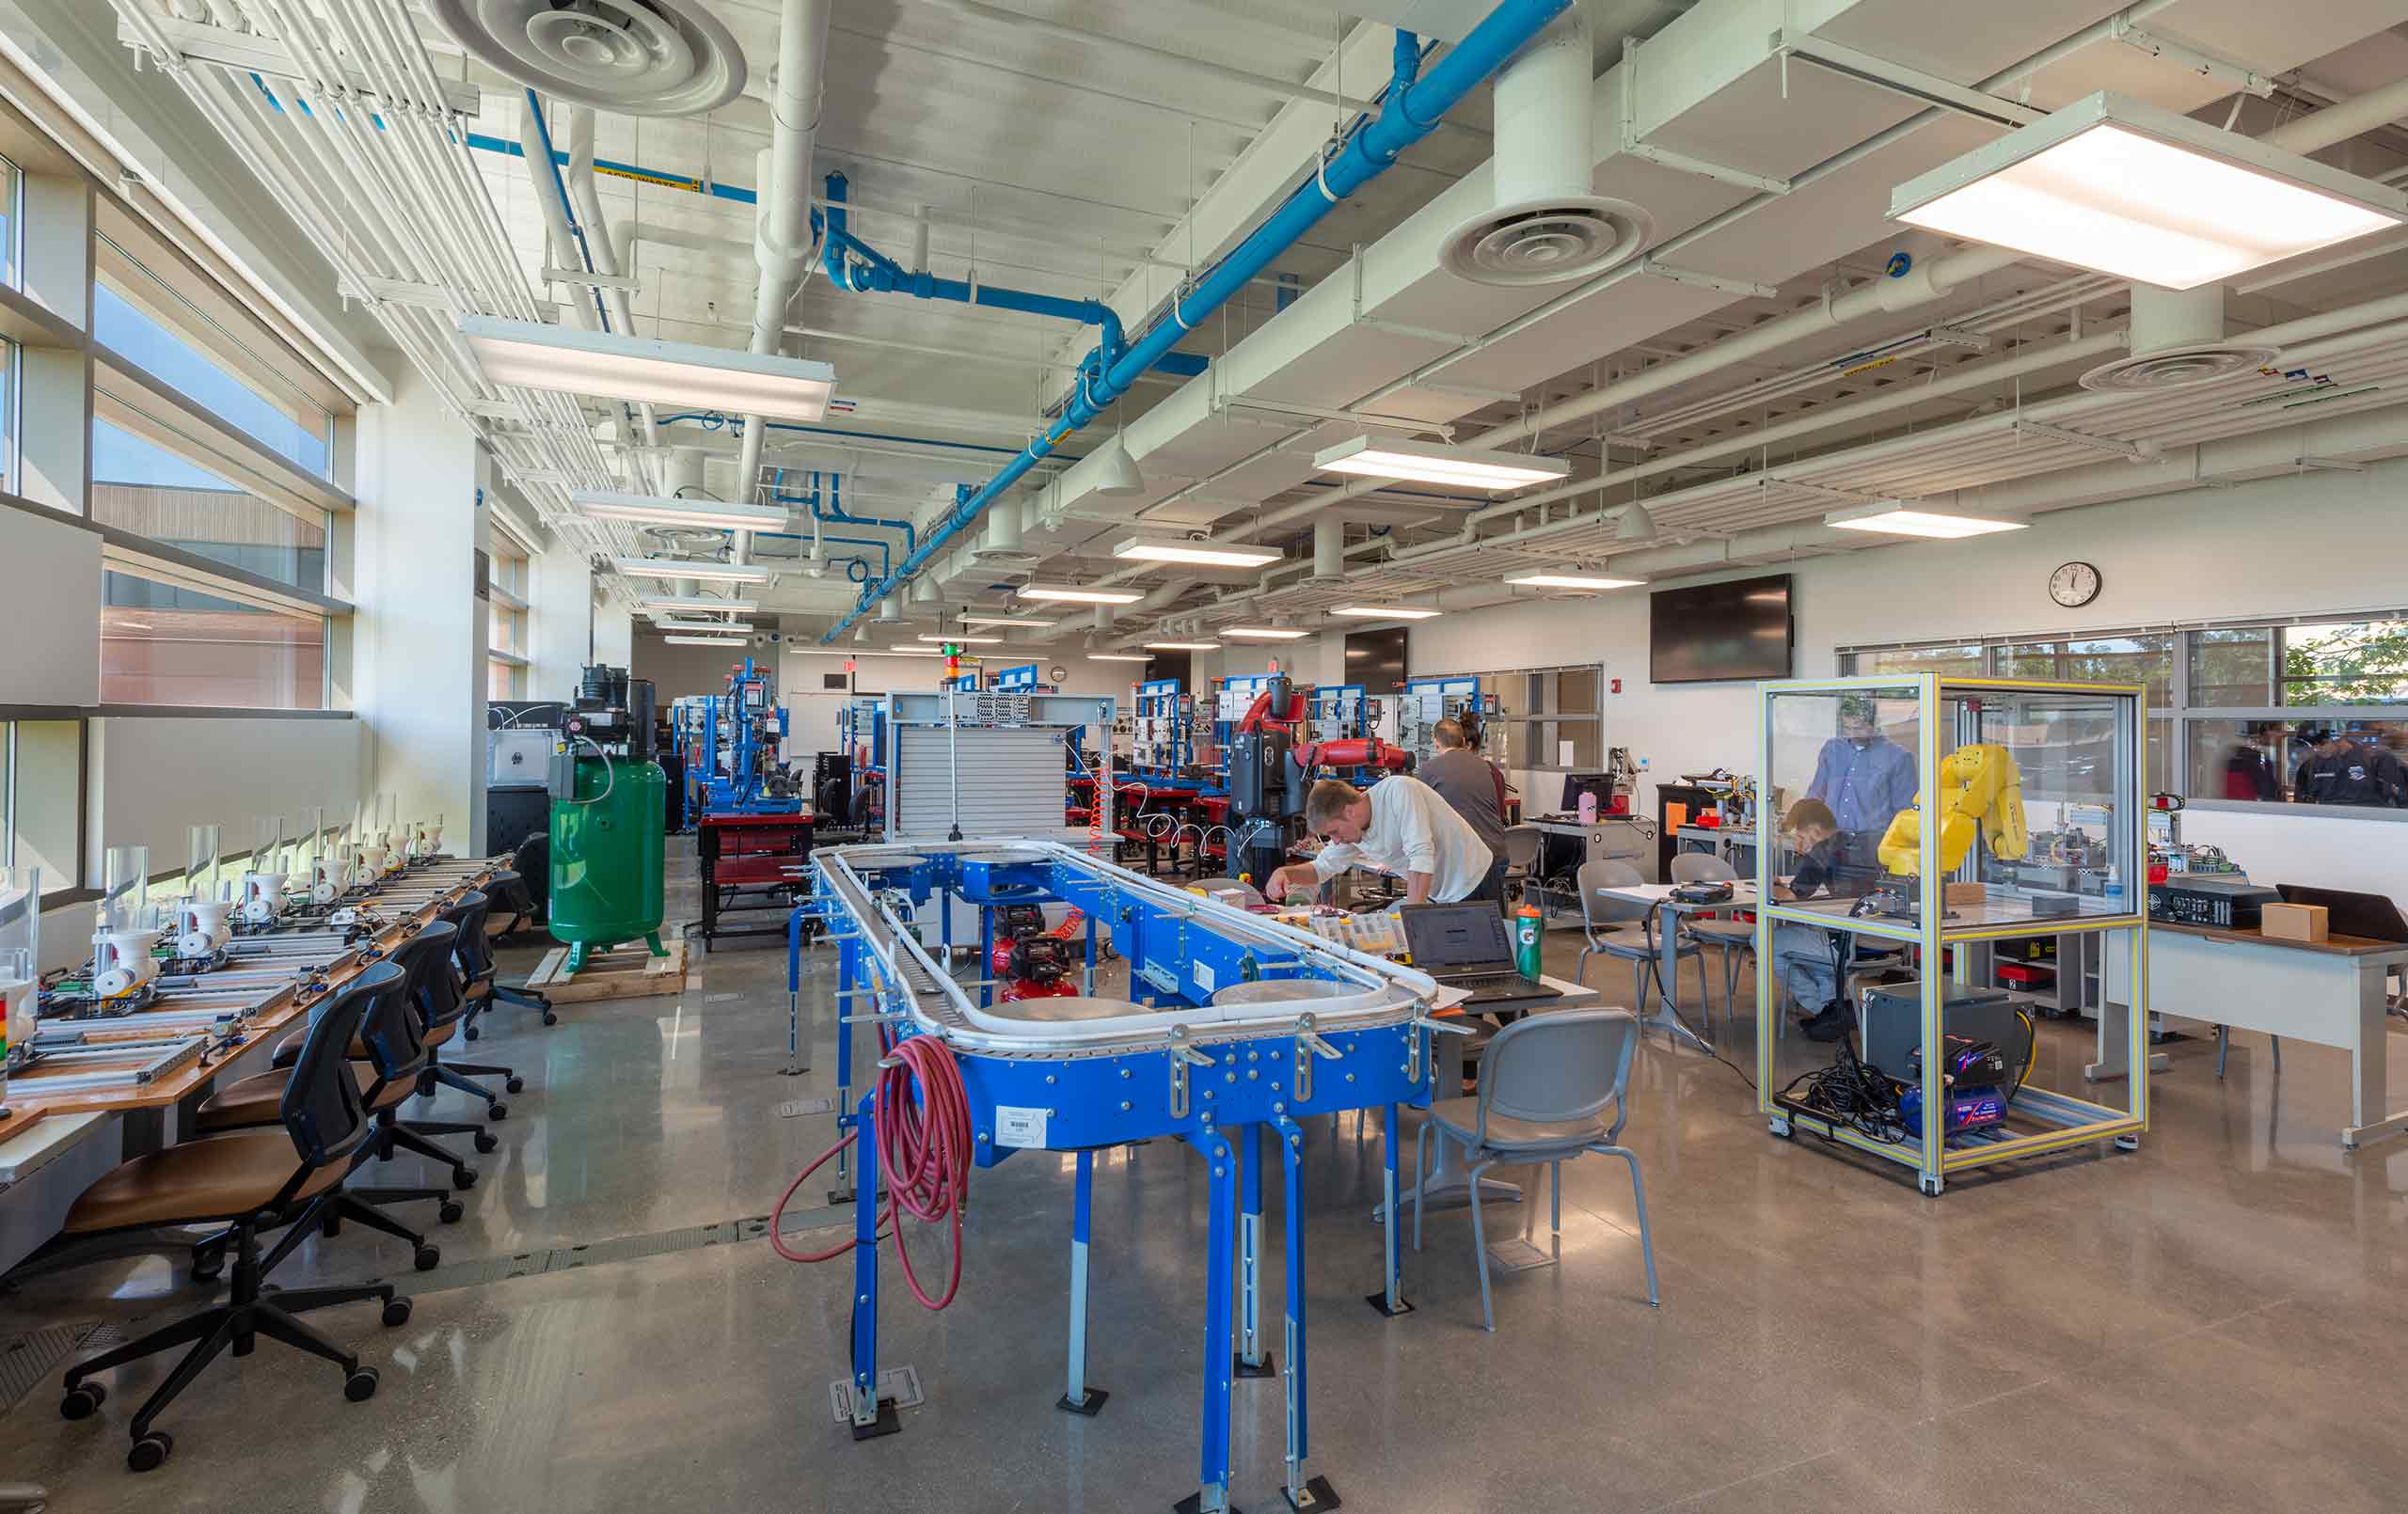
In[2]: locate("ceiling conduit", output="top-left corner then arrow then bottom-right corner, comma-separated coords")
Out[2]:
1237,55 -> 2408,567
822,0 -> 1583,643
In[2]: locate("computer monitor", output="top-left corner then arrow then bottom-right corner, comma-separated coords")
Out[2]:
1560,772 -> 1614,812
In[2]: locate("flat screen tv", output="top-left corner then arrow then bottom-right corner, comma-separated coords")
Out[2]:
1650,573 -> 1794,684
1344,625 -> 1409,694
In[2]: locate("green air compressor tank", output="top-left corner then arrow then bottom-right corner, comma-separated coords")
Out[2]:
548,754 -> 667,972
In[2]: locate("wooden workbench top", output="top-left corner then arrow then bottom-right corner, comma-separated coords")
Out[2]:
2148,919 -> 2408,957
0,863 -> 505,1145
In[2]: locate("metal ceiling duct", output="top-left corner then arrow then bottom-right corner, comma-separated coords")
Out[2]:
429,0 -> 748,116
2080,285 -> 2278,393
972,498 -> 1040,566
1439,11 -> 1651,286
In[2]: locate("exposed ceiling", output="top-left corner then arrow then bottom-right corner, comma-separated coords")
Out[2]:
100,0 -> 2408,657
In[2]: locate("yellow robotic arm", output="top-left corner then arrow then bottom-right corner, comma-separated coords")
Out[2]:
1877,743 -> 2030,875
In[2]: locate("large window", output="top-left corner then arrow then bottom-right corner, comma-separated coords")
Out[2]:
89,417 -> 327,592
0,154 -> 19,289
102,567 -> 326,709
1,719 -> 81,893
93,241 -> 330,476
0,337 -> 15,494
1843,613 -> 2408,812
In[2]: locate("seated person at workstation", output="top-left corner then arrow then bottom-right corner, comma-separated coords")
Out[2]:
1767,797 -> 1867,1042
1267,776 -> 1498,907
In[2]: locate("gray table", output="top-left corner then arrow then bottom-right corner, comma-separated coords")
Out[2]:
1590,879 -> 1762,1056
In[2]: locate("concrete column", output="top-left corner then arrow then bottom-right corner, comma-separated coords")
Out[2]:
532,535 -> 596,699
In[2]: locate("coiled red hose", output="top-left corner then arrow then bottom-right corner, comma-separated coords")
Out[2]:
771,1033 -> 974,1311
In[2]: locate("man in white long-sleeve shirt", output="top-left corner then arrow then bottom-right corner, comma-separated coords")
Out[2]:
1266,777 -> 1497,907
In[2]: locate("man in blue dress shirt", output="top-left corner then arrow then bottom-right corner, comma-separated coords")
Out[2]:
1806,697 -> 1916,857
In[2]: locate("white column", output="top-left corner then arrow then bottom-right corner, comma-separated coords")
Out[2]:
354,362 -> 486,854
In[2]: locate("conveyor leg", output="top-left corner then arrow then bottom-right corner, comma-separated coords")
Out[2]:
847,1089 -> 896,1439
1084,908 -> 1098,997
1177,1128 -> 1239,1514
783,906 -> 809,1076
831,937 -> 858,1205
1057,1148 -> 1107,1415
1237,1123 -> 1272,1377
979,903 -> 994,1009
1365,1104 -> 1412,1317
1275,1115 -> 1338,1510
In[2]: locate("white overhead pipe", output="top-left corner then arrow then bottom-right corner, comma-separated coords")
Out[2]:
1338,297 -> 2408,586
1438,327 -> 2129,532
567,105 -> 661,480
733,0 -> 832,565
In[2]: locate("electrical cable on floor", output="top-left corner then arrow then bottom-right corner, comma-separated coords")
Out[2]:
771,1032 -> 974,1311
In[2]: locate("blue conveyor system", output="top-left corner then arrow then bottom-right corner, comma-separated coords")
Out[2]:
794,839 -> 1447,1512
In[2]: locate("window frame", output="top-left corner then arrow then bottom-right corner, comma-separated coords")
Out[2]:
1840,609 -> 2408,820
1409,662 -> 1605,774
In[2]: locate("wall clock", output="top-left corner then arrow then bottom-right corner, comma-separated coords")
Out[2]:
2049,560 -> 2101,608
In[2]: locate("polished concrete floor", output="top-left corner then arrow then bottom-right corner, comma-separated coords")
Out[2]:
4,845 -> 2406,1512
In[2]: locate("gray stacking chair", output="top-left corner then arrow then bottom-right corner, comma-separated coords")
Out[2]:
1412,1008 -> 1659,1330
1573,859 -> 1697,1022
1668,851 -> 1755,1036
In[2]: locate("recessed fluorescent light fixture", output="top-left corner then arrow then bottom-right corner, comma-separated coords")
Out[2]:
958,616 -> 1056,628
1018,583 -> 1144,605
1088,653 -> 1154,662
1314,436 -> 1571,492
914,633 -> 1005,644
1146,640 -> 1221,651
1824,502 -> 2028,539
1888,90 -> 2408,291
1504,573 -> 1644,590
664,635 -> 749,647
572,491 -> 790,532
638,595 -> 759,614
611,556 -> 771,583
657,618 -> 756,633
1329,605 -> 1442,620
457,316 -> 837,420
1221,626 -> 1311,639
1111,536 -> 1283,569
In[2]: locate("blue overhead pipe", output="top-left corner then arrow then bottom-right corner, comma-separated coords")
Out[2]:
824,0 -> 1574,642
819,174 -> 1209,380
770,471 -> 919,556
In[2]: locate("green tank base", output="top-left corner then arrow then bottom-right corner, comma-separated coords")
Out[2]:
562,930 -> 668,975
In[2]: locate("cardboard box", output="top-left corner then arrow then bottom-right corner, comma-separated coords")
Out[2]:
1944,882 -> 1987,906
2260,901 -> 2330,942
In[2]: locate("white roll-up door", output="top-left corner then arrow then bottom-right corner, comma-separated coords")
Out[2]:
891,727 -> 1069,838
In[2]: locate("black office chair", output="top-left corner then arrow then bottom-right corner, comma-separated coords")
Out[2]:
430,892 -> 526,1115
37,965 -> 414,1471
274,924 -> 493,1177
462,869 -> 556,1037
198,949 -> 468,1255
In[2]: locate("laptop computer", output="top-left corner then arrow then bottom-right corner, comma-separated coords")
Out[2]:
1399,903 -> 1563,1009
2275,884 -> 2408,943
